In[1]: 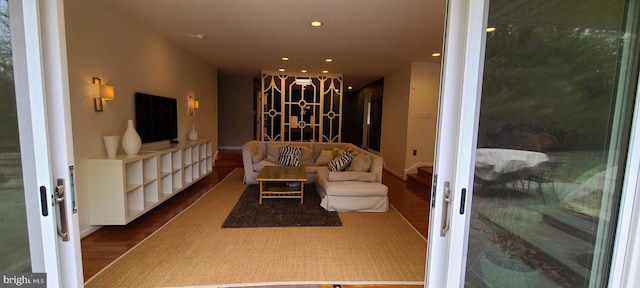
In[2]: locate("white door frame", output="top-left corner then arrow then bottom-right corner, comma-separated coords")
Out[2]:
425,0 -> 640,287
38,0 -> 84,285
12,0 -> 83,287
425,0 -> 488,287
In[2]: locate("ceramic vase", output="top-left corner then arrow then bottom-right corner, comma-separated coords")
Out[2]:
188,122 -> 199,141
103,135 -> 120,158
121,120 -> 141,155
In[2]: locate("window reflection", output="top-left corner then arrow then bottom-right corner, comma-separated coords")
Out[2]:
465,0 -> 637,287
0,0 -> 31,272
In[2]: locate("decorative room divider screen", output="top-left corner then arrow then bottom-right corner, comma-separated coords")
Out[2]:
261,72 -> 343,142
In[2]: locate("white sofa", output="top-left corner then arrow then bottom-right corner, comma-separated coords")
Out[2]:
241,140 -> 388,212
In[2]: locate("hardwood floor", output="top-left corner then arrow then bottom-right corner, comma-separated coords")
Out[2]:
320,285 -> 423,288
383,170 -> 430,239
81,163 -> 431,283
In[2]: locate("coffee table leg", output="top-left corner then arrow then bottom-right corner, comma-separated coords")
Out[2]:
259,181 -> 263,205
300,181 -> 304,204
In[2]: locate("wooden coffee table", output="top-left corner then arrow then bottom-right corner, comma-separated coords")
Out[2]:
256,166 -> 308,204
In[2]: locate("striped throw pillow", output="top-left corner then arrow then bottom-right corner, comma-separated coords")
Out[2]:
328,151 -> 354,172
278,146 -> 302,166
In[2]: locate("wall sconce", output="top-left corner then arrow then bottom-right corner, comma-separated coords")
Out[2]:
188,96 -> 199,115
90,77 -> 114,112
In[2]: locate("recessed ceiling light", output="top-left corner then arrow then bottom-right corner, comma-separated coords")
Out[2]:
348,86 -> 353,90
325,58 -> 333,62
486,27 -> 496,32
310,21 -> 322,27
282,57 -> 289,61
322,70 -> 329,73
278,68 -> 285,72
432,52 -> 441,57
301,69 -> 308,73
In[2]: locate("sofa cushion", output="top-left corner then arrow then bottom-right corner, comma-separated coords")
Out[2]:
278,146 -> 302,166
329,151 -> 354,172
251,145 -> 264,163
298,145 -> 315,166
322,181 -> 388,197
347,153 -> 371,172
304,165 -> 324,174
314,149 -> 335,165
252,160 -> 278,171
266,142 -> 286,163
328,171 -> 377,182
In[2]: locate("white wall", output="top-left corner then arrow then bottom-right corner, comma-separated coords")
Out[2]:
381,62 -> 440,178
64,0 -> 218,233
405,62 -> 441,171
381,64 -> 411,177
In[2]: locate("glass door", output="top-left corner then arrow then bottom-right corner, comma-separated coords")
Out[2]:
0,0 -> 39,275
426,0 -> 640,287
0,0 -> 83,287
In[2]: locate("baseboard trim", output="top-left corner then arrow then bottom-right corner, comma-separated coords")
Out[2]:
80,225 -> 102,239
218,146 -> 242,150
213,150 -> 220,164
384,167 -> 405,180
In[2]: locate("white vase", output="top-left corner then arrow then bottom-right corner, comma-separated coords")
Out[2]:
188,122 -> 199,141
121,120 -> 141,155
103,135 -> 120,158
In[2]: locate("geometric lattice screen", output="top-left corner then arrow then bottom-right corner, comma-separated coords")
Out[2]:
261,72 -> 343,142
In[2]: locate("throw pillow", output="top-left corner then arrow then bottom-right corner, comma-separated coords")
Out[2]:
299,145 -> 315,166
347,153 -> 372,172
251,146 -> 264,163
328,151 -> 354,172
266,143 -> 285,163
314,149 -> 335,166
331,147 -> 344,158
278,146 -> 302,166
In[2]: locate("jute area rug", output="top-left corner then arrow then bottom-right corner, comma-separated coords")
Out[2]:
85,169 -> 426,288
222,184 -> 342,228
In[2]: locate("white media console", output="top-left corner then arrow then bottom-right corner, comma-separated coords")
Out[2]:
86,140 -> 213,225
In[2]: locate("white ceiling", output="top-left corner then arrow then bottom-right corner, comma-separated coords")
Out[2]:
103,0 -> 446,90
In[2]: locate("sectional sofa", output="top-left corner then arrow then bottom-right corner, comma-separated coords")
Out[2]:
241,140 -> 389,212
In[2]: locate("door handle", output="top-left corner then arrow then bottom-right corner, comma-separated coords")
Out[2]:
39,186 -> 48,216
54,179 -> 70,241
440,181 -> 451,236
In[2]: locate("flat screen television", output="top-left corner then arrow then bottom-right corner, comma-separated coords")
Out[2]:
134,92 -> 178,143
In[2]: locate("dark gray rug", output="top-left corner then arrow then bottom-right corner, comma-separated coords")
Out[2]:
221,184 -> 342,228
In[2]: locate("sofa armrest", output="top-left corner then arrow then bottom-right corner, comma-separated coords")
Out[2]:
241,141 -> 265,184
241,141 -> 257,171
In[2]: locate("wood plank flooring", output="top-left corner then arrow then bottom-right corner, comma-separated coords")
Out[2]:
81,163 -> 431,283
384,170 -> 430,239
320,285 -> 423,288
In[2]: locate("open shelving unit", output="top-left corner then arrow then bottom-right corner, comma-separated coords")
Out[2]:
86,140 -> 213,225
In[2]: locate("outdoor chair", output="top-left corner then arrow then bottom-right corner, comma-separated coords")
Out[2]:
522,161 -> 563,202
